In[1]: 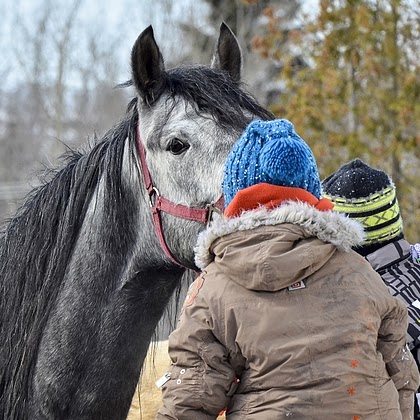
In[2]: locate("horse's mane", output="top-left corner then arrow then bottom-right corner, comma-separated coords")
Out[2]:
122,65 -> 275,130
0,101 -> 139,414
164,66 -> 275,128
167,66 -> 275,129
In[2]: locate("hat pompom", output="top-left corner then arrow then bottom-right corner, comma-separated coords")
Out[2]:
260,136 -> 321,198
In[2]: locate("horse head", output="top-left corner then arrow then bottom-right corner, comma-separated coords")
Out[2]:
130,23 -> 273,269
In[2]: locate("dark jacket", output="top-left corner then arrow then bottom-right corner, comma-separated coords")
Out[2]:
365,238 -> 420,417
365,239 -> 420,353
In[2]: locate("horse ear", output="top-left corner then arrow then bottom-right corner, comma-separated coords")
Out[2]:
131,25 -> 166,105
211,22 -> 242,83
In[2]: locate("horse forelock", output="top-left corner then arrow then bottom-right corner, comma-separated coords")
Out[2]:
164,65 -> 275,130
0,106 -> 139,417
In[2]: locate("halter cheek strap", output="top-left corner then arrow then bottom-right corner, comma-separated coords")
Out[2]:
136,127 -> 224,269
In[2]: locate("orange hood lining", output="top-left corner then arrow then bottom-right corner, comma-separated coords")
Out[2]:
224,183 -> 333,219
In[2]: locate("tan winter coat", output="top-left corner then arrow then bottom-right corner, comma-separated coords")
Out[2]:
157,202 -> 419,420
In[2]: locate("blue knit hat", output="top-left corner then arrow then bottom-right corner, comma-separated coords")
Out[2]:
223,119 -> 321,207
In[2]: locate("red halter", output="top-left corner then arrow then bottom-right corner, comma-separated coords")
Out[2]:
136,128 -> 224,268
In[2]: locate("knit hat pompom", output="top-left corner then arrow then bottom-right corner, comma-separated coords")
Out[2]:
260,133 -> 320,194
223,119 -> 322,207
322,158 -> 403,246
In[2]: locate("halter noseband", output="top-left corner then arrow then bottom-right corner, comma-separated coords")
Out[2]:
136,127 -> 224,269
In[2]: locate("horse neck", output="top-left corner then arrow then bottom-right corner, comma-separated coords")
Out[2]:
31,258 -> 184,420
0,130 -> 185,420
29,139 -> 185,418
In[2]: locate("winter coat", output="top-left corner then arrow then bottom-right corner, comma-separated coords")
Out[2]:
156,201 -> 419,420
365,238 -> 420,417
365,239 -> 420,355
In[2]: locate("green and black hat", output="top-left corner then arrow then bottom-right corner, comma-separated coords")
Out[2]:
322,159 -> 403,246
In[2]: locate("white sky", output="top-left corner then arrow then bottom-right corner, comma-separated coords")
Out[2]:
0,0 -> 321,92
0,0 -> 210,89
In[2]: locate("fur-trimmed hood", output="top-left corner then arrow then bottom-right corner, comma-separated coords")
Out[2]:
194,201 -> 365,291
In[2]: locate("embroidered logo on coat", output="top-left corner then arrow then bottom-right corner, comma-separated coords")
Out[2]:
181,274 -> 205,313
288,280 -> 306,291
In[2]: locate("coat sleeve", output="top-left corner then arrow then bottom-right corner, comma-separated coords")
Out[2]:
156,275 -> 237,420
377,297 -> 420,420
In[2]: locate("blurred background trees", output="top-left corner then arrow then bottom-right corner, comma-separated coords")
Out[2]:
0,0 -> 418,240
0,0 -> 130,216
253,0 -> 419,242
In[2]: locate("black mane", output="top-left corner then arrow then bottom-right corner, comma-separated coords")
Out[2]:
166,66 -> 275,129
123,65 -> 274,131
0,104 -> 139,417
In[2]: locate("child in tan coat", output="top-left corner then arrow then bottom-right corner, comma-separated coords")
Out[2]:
156,119 -> 419,419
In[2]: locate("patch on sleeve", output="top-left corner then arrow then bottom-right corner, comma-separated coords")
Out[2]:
181,273 -> 205,313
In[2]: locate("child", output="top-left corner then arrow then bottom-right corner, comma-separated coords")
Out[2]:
156,119 -> 418,419
323,158 -> 420,418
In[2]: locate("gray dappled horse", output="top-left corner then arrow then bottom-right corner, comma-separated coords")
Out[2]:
0,23 -> 274,420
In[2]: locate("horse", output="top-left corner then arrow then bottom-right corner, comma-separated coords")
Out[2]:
0,23 -> 274,420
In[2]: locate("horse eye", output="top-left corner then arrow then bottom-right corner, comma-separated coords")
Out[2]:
167,138 -> 189,155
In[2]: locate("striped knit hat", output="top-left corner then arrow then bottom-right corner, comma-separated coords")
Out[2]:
322,159 -> 403,246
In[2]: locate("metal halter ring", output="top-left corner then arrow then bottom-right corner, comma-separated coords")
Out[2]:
206,201 -> 223,227
148,187 -> 160,208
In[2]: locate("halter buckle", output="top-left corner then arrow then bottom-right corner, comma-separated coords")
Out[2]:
148,187 -> 160,208
206,201 -> 223,227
